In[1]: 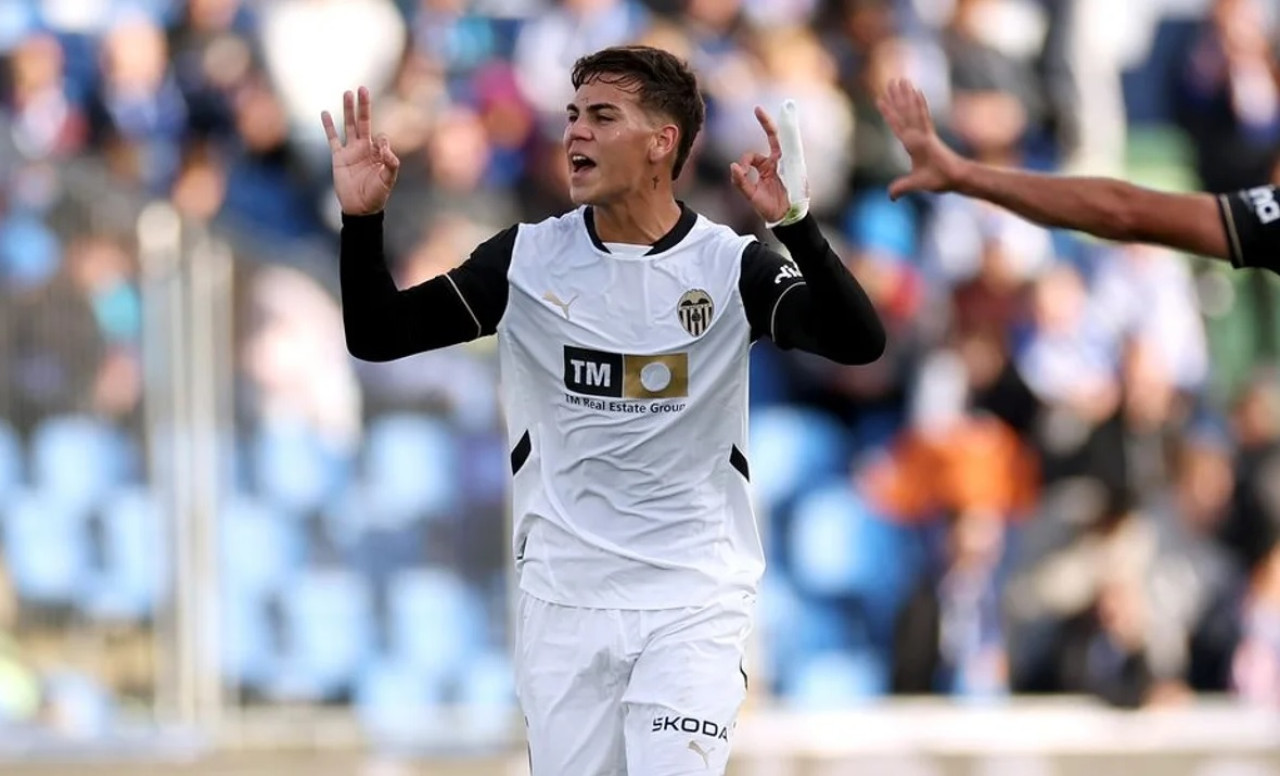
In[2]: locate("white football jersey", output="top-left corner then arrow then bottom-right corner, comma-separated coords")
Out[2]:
501,207 -> 763,609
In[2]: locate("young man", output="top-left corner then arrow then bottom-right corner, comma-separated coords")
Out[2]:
322,47 -> 885,775
877,78 -> 1280,274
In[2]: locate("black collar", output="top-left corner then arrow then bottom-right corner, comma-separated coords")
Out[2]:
584,201 -> 698,255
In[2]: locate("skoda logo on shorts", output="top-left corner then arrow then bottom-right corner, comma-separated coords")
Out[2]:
677,289 -> 714,337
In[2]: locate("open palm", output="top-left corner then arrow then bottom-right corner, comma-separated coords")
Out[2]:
876,79 -> 964,201
321,87 -> 400,216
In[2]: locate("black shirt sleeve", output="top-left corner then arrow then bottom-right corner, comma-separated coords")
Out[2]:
739,215 -> 886,365
1218,185 -> 1280,273
340,211 -> 516,362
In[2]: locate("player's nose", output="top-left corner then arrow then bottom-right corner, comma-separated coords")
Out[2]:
564,119 -> 591,146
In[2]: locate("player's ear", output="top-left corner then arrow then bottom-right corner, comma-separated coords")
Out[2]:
649,123 -> 679,167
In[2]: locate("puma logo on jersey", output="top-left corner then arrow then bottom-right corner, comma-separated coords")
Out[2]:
774,263 -> 803,284
542,291 -> 578,319
687,740 -> 712,768
1246,186 -> 1280,224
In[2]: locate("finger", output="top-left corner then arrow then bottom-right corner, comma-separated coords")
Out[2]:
877,95 -> 904,137
321,111 -> 342,152
892,79 -> 913,122
356,86 -> 372,141
754,106 -> 782,158
738,151 -> 768,170
888,173 -> 922,201
377,135 -> 400,187
343,90 -> 356,143
912,85 -> 935,133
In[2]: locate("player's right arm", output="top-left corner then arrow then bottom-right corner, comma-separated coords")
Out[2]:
324,87 -> 513,362
878,78 -> 1280,272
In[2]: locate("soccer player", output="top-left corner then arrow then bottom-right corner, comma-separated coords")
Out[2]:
322,47 -> 885,775
877,78 -> 1280,274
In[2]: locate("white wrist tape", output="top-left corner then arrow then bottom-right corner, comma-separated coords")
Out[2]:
767,99 -> 810,228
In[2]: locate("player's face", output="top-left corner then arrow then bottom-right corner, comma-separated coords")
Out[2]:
564,78 -> 671,206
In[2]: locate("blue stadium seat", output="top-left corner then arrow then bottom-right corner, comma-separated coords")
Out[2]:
789,484 -> 893,595
31,415 -> 132,513
251,420 -> 350,516
221,590 -> 276,691
355,659 -> 446,743
458,649 -> 515,706
788,484 -> 919,640
364,414 -> 459,525
220,496 -> 305,599
782,650 -> 887,709
273,567 -> 375,700
386,568 -> 483,681
747,407 -> 848,510
0,421 -> 21,502
82,486 -> 168,621
1,491 -> 89,605
759,573 -> 861,683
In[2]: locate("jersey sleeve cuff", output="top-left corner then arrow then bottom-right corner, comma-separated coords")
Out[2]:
769,213 -> 826,265
341,210 -> 385,233
1216,193 -> 1246,269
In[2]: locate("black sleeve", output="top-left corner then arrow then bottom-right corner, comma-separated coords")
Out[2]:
340,212 -> 516,362
1218,185 -> 1280,272
739,215 -> 886,365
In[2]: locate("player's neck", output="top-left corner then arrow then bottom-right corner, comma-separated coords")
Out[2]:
591,186 -> 681,246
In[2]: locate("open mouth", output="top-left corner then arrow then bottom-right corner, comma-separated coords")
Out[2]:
570,154 -> 597,173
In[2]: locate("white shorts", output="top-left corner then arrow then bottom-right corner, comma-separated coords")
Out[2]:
514,590 -> 756,776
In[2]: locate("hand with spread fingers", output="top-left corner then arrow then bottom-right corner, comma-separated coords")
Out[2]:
730,106 -> 804,226
876,78 -> 966,201
321,86 -> 401,216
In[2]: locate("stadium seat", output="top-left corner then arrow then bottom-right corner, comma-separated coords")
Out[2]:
354,658 -> 447,743
251,419 -> 351,517
385,568 -> 484,681
1,491 -> 89,605
788,483 -> 920,641
221,589 -> 276,691
758,573 -> 860,684
0,421 -> 21,501
219,496 -> 305,599
273,567 -> 375,700
364,414 -> 460,526
81,486 -> 169,621
747,407 -> 848,510
31,415 -> 132,513
782,650 -> 888,709
456,650 -> 518,741
0,211 -> 61,290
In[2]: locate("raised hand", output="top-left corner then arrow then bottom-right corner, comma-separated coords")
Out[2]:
321,86 -> 401,216
730,106 -> 800,226
877,79 -> 965,201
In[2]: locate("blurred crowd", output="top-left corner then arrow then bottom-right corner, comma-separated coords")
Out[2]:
3,0 -> 1280,737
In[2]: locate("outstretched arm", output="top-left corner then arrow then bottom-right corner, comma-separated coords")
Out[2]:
876,79 -> 1243,264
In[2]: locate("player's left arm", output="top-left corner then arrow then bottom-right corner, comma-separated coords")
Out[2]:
731,102 -> 886,365
740,223 -> 886,364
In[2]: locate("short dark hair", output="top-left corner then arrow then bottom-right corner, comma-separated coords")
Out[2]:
571,45 -> 705,180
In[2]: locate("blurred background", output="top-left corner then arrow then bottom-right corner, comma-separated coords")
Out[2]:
1,0 -> 1280,773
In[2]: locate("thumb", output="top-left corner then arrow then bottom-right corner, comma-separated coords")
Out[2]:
888,173 -> 925,201
729,162 -> 751,197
